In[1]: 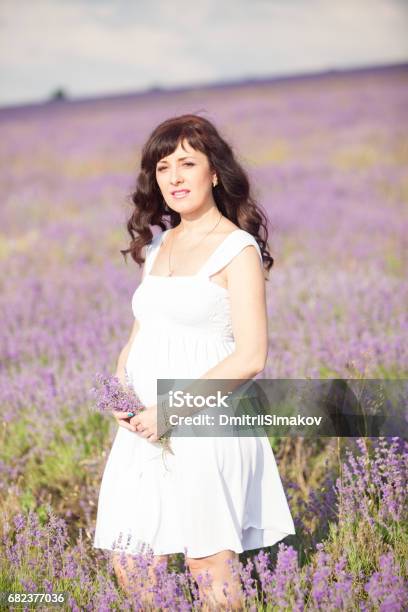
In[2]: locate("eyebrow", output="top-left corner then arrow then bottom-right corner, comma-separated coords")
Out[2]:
157,155 -> 195,165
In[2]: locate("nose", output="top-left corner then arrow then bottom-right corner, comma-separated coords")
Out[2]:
169,166 -> 183,185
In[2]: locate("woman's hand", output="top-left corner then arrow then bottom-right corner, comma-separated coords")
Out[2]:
129,406 -> 158,443
111,410 -> 137,433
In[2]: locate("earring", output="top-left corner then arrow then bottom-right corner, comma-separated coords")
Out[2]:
212,176 -> 218,188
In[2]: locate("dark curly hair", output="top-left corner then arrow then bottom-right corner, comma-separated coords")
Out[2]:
121,113 -> 273,273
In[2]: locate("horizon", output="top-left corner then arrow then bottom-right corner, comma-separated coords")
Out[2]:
1,60 -> 407,113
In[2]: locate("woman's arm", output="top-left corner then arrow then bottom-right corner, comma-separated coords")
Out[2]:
112,254 -> 148,432
114,247 -> 148,386
114,318 -> 140,386
112,318 -> 141,433
205,243 -> 268,379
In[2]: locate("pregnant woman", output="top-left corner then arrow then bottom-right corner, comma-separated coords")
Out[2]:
93,114 -> 295,609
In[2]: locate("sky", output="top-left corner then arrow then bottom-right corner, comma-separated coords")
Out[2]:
0,0 -> 407,108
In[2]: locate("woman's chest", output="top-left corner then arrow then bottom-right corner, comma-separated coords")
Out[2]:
131,276 -> 231,328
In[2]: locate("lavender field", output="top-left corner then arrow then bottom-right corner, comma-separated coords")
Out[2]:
1,65 -> 408,610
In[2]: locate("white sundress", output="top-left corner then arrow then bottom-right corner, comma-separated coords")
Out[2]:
93,228 -> 296,558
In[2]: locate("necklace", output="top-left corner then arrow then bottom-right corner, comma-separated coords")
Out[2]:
167,212 -> 223,276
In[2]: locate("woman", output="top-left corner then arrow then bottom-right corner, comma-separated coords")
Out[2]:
93,114 -> 296,609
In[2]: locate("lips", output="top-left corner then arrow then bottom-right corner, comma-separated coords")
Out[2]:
171,189 -> 190,198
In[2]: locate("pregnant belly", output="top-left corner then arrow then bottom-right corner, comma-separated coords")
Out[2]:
125,331 -> 235,407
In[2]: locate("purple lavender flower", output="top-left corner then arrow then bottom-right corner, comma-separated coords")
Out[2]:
365,551 -> 408,611
271,544 -> 303,609
89,372 -> 145,416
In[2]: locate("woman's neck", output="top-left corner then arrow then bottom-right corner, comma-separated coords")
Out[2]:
176,206 -> 222,237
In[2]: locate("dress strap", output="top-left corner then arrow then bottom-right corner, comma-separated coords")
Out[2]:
198,229 -> 263,278
145,230 -> 168,275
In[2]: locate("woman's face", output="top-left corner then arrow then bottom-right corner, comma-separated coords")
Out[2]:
155,139 -> 216,214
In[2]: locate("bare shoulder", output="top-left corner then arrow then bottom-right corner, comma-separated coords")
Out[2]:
218,217 -> 240,235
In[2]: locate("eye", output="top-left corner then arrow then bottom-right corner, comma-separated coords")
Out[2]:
157,162 -> 194,171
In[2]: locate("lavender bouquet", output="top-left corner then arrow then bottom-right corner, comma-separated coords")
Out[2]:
90,372 -> 173,454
